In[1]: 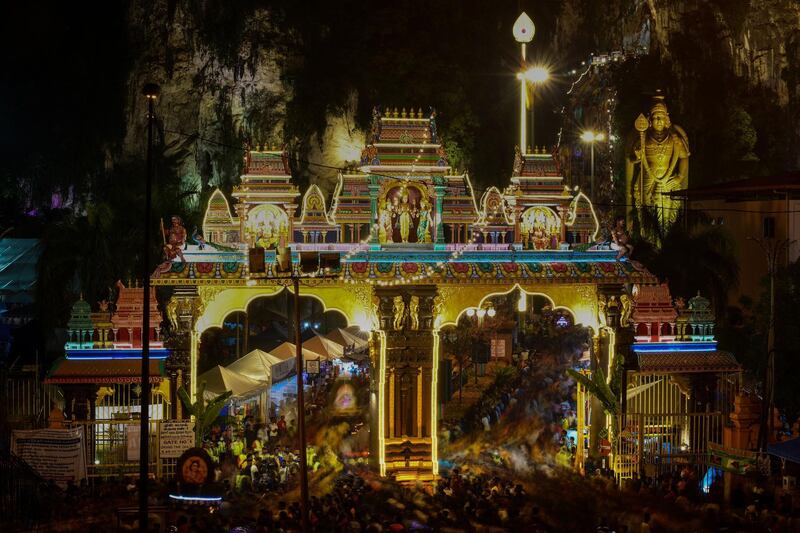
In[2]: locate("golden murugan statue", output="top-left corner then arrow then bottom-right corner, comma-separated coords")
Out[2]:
625,93 -> 689,229
392,296 -> 406,330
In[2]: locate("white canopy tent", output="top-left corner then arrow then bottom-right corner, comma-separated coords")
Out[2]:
226,349 -> 283,384
303,333 -> 345,359
325,328 -> 368,352
267,342 -> 327,382
344,325 -> 369,341
198,365 -> 265,400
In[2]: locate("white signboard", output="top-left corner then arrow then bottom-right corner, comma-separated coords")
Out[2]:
159,420 -> 195,459
127,424 -> 141,462
11,428 -> 87,488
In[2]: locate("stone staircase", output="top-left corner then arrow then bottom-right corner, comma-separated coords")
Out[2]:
442,362 -> 502,420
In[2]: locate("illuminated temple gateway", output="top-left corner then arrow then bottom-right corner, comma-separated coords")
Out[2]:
153,106 -> 656,482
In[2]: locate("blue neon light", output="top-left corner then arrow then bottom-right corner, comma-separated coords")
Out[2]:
168,494 -> 222,502
66,348 -> 170,360
632,342 -> 717,353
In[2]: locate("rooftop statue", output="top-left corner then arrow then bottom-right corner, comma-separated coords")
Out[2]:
625,93 -> 689,230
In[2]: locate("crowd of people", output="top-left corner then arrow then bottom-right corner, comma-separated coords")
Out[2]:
442,345 -> 581,473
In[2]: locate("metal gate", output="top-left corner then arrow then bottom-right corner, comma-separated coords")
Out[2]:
613,412 -> 723,482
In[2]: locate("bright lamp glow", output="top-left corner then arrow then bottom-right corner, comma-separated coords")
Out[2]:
466,308 -> 476,317
580,131 -> 605,143
487,307 -> 497,317
523,66 -> 550,83
477,308 -> 487,318
518,292 -> 527,312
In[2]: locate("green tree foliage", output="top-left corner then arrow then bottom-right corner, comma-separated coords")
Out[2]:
718,261 -> 800,422
633,208 -> 739,314
177,383 -> 233,447
566,367 -> 618,418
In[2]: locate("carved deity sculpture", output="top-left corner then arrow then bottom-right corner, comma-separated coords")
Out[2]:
416,200 -> 433,243
378,198 -> 393,244
512,145 -> 524,176
611,216 -> 633,260
163,215 -> 187,262
619,293 -> 633,327
392,296 -> 406,331
165,297 -> 179,331
625,93 -> 689,229
396,188 -> 415,243
409,296 -> 420,330
597,295 -> 607,328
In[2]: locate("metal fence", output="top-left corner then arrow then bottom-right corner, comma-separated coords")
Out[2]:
66,419 -> 177,480
0,451 -> 61,531
613,411 -> 724,482
4,372 -> 62,429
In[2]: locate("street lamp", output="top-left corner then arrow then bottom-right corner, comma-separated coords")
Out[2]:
517,66 -> 550,151
246,248 -> 339,532
580,130 -> 605,198
139,82 -> 159,533
513,12 -> 535,152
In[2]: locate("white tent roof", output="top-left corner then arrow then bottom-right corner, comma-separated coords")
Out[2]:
226,349 -> 282,382
325,328 -> 368,351
345,325 -> 369,340
198,365 -> 265,399
269,341 -> 327,361
303,334 -> 344,359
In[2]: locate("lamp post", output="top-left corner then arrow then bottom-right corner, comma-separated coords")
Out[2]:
513,12 -> 534,152
292,276 -> 311,533
750,237 -> 791,451
580,130 -> 605,198
517,66 -> 550,151
250,248 -> 339,532
139,82 -> 159,533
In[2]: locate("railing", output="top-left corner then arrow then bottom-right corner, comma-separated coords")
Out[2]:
613,412 -> 724,482
4,373 -> 62,429
66,419 -> 177,480
0,451 -> 60,530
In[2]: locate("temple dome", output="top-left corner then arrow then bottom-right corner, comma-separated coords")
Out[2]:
67,297 -> 93,330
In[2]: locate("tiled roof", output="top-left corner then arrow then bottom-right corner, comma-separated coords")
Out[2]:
637,351 -> 739,374
45,358 -> 164,384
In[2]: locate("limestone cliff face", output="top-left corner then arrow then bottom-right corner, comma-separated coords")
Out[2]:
553,0 -> 800,169
119,0 -> 800,216
122,1 -> 291,210
556,0 -> 799,106
646,0 -> 800,107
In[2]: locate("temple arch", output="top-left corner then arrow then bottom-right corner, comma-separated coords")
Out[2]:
435,283 -> 599,331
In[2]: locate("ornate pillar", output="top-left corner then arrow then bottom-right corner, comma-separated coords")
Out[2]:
162,286 -> 200,419
368,176 -> 380,244
557,205 -> 568,243
433,179 -> 446,247
236,204 -> 249,245
374,285 -> 438,482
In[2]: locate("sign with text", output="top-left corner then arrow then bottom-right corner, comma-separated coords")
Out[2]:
11,428 -> 87,488
127,424 -> 140,461
708,442 -> 757,475
159,420 -> 195,459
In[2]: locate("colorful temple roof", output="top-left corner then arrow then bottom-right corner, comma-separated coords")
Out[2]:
635,350 -> 739,374
153,104 -> 628,283
630,283 -> 738,375
45,358 -> 165,384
